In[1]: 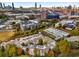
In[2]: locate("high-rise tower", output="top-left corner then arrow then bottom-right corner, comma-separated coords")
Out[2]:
35,2 -> 37,9
39,4 -> 41,8
3,3 -> 5,9
0,3 -> 2,8
12,2 -> 15,10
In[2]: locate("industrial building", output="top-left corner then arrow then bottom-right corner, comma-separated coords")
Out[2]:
44,28 -> 69,40
20,20 -> 39,31
46,13 -> 60,19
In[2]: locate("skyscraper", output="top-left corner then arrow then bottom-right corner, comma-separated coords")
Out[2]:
35,2 -> 37,9
0,2 -> 2,8
39,4 -> 41,8
3,3 -> 5,9
12,2 -> 15,10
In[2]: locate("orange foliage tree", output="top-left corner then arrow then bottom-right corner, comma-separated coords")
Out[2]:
17,47 -> 22,56
26,48 -> 30,56
47,49 -> 54,57
57,39 -> 71,56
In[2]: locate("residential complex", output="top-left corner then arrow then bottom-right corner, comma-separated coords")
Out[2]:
0,2 -> 79,57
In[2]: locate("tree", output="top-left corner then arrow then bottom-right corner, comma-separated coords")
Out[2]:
6,44 -> 17,57
55,23 -> 62,28
40,22 -> 47,28
33,48 -> 37,57
38,38 -> 43,45
77,41 -> 79,48
57,39 -> 71,56
0,14 -> 8,20
37,49 -> 41,57
70,28 -> 79,36
20,6 -> 23,9
17,47 -> 23,56
0,46 -> 5,57
53,45 -> 60,56
44,52 -> 47,57
26,48 -> 30,57
47,49 -> 54,57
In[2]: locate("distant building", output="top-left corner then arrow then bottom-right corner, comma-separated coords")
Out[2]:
39,4 -> 41,8
44,28 -> 69,40
71,11 -> 76,15
16,15 -> 29,20
35,2 -> 37,9
58,20 -> 76,30
12,2 -> 15,10
66,36 -> 79,42
67,5 -> 72,9
3,3 -> 5,9
68,15 -> 79,19
59,15 -> 68,19
20,20 -> 39,31
41,11 -> 47,19
46,13 -> 59,19
0,3 -> 2,8
5,5 -> 12,10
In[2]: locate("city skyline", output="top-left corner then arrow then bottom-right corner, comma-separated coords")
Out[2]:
1,2 -> 79,8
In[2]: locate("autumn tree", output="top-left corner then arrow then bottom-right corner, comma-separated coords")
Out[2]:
47,49 -> 54,57
17,47 -> 23,56
57,39 -> 71,56
26,48 -> 30,57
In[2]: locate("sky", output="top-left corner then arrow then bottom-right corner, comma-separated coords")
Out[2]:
1,2 -> 79,8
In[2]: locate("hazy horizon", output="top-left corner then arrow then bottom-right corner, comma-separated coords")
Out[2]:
1,2 -> 79,8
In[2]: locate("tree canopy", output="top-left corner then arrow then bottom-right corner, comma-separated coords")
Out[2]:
56,39 -> 71,56
6,44 -> 17,57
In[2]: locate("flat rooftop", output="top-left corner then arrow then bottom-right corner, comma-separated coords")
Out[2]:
44,28 -> 69,40
66,36 -> 79,42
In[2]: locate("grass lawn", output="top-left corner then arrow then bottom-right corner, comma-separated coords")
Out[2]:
68,49 -> 79,57
58,49 -> 79,57
20,55 -> 30,57
0,30 -> 15,42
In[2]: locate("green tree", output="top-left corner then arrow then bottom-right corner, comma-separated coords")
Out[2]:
0,14 -> 8,20
0,46 -> 5,57
70,28 -> 79,36
38,38 -> 43,45
57,39 -> 71,56
53,45 -> 60,56
33,48 -> 37,57
37,49 -> 41,57
20,6 -> 23,9
44,52 -> 47,57
6,44 -> 17,57
77,41 -> 79,48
